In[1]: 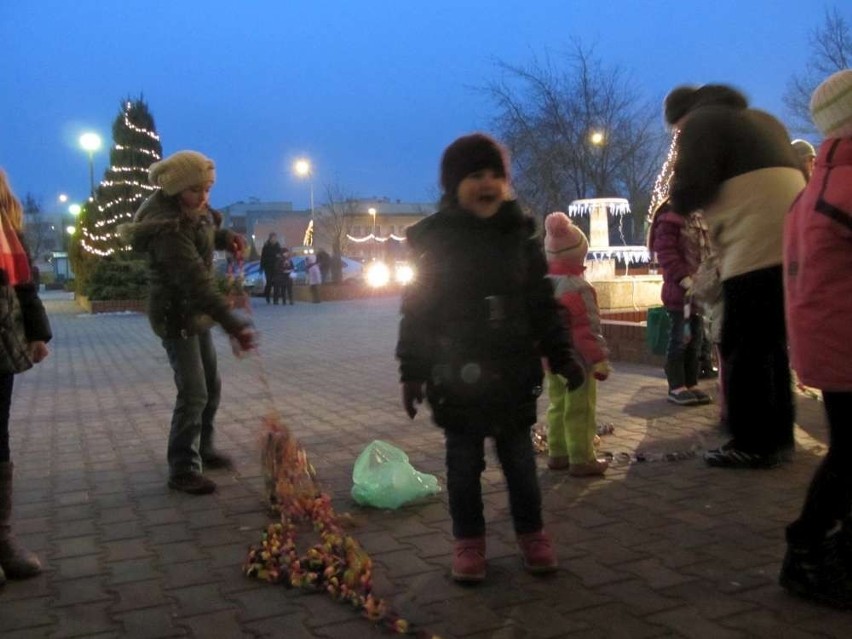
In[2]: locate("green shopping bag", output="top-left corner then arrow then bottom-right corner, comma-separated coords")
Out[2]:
645,306 -> 670,356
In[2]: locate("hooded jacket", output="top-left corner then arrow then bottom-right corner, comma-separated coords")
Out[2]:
395,200 -> 574,428
669,86 -> 805,281
124,191 -> 248,339
785,137 -> 852,391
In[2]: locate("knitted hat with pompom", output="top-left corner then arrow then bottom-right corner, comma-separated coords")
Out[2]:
544,211 -> 588,267
810,69 -> 852,139
149,150 -> 216,196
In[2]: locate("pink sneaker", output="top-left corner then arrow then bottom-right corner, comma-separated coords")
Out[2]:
517,530 -> 558,574
451,537 -> 486,582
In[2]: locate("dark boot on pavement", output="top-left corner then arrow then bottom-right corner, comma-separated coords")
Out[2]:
168,472 -> 217,495
451,536 -> 486,582
0,462 -> 42,580
201,448 -> 234,470
779,525 -> 852,609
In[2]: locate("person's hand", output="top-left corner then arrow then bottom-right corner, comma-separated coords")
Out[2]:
28,341 -> 49,363
558,358 -> 586,391
402,381 -> 424,419
593,361 -> 612,381
229,234 -> 247,258
230,327 -> 257,356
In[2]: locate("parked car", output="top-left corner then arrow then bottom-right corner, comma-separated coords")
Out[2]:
216,256 -> 364,296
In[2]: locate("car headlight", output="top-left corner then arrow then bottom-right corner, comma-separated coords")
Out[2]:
366,261 -> 391,288
395,264 -> 415,285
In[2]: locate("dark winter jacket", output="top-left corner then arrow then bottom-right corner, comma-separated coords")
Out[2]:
395,200 -> 574,429
260,241 -> 281,273
669,86 -> 805,281
124,191 -> 249,339
0,232 -> 52,374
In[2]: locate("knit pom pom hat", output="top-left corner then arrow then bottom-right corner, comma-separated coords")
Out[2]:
544,211 -> 588,267
790,139 -> 816,160
149,150 -> 216,196
440,133 -> 508,200
810,69 -> 852,139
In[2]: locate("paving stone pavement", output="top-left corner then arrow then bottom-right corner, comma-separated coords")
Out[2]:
0,290 -> 850,638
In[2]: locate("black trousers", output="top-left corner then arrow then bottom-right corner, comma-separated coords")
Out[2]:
720,266 -> 794,454
444,420 -> 543,538
788,391 -> 852,543
262,269 -> 275,301
0,373 -> 14,463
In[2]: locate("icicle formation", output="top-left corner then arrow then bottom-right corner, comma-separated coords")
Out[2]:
647,129 -> 680,222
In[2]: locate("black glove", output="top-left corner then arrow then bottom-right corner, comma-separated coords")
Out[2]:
402,381 -> 425,419
557,358 -> 586,391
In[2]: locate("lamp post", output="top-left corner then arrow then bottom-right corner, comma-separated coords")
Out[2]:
368,207 -> 377,260
79,132 -> 102,197
65,203 -> 82,252
293,158 -> 314,220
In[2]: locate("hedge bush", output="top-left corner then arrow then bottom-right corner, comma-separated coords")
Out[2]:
84,259 -> 149,300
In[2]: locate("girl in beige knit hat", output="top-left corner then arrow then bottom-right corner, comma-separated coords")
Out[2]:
124,150 -> 255,495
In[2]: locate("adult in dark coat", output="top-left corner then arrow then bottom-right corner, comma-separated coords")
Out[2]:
260,233 -> 282,304
665,84 -> 805,468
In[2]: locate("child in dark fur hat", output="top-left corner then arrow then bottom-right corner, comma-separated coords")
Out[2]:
395,132 -> 584,582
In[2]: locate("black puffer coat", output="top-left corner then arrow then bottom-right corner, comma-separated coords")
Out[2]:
396,200 -> 573,429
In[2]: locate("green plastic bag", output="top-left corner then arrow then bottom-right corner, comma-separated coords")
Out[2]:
351,440 -> 440,509
646,306 -> 671,356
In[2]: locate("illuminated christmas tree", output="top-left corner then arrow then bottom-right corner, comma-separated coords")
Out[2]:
80,97 -> 162,257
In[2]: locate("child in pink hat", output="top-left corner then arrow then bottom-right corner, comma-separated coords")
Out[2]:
543,211 -> 611,476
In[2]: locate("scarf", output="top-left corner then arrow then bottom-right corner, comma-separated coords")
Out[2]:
0,212 -> 31,286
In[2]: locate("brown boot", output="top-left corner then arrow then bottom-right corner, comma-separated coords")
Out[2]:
0,462 -> 42,580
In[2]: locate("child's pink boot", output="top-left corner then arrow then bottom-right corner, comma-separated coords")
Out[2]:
451,537 -> 486,582
517,530 -> 558,574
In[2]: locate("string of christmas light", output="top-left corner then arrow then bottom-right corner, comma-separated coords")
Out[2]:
345,233 -> 406,243
78,98 -> 163,257
647,130 -> 679,221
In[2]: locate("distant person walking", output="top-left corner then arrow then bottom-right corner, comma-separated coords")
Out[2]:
125,151 -> 256,495
791,139 -> 816,181
781,69 -> 852,609
277,248 -> 295,305
306,253 -> 322,303
260,233 -> 282,304
665,84 -> 805,468
396,133 -> 584,582
0,169 -> 52,587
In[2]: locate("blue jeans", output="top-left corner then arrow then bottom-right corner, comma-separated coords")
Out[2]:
444,420 -> 542,538
664,310 -> 704,390
162,330 -> 221,476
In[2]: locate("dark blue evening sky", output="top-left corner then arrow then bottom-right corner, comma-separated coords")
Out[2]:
1,1 -> 845,213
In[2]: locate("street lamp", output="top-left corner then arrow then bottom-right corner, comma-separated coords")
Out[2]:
64,203 -> 82,250
79,132 -> 102,197
368,207 -> 377,260
589,130 -> 605,146
293,158 -> 314,222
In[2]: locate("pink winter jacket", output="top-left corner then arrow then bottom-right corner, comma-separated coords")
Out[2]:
546,263 -> 609,371
784,137 -> 852,391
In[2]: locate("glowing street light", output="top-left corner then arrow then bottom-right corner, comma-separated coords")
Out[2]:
293,158 -> 314,224
368,206 -> 377,260
589,130 -> 605,146
79,132 -> 102,197
68,204 -> 82,216
58,193 -> 68,203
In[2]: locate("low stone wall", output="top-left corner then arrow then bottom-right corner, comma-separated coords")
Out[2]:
599,307 -> 665,367
76,295 -> 147,314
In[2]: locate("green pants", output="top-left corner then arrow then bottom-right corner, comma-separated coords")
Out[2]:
545,371 -> 597,464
